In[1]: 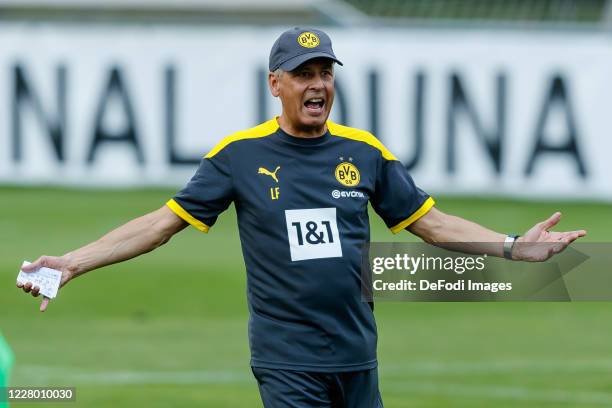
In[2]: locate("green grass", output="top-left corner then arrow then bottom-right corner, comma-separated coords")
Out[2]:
1,187 -> 611,407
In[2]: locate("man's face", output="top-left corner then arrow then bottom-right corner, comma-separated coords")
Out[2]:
269,58 -> 335,133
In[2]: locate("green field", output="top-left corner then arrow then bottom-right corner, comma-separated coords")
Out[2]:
1,187 -> 611,407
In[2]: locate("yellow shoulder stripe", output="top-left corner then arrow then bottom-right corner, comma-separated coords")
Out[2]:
166,199 -> 210,233
390,197 -> 435,234
205,118 -> 279,158
327,121 -> 397,161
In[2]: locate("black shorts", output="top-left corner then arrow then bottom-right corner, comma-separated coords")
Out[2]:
251,366 -> 384,408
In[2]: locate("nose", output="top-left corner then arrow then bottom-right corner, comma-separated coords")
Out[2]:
308,73 -> 325,90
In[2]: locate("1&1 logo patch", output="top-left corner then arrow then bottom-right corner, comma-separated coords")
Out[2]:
285,208 -> 342,261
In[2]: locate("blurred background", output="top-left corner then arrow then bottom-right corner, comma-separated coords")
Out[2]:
1,0 -> 611,407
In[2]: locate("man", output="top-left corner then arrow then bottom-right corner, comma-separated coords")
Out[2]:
18,27 -> 586,407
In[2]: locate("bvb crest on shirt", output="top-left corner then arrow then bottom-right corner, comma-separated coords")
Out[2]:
335,162 -> 360,187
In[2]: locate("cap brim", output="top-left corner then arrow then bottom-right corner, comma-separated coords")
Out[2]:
279,52 -> 343,72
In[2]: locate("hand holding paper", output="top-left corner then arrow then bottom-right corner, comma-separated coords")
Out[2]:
16,256 -> 73,312
17,261 -> 62,299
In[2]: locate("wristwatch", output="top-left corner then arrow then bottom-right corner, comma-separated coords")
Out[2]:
503,235 -> 520,260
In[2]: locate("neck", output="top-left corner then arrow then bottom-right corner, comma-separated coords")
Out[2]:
277,115 -> 327,138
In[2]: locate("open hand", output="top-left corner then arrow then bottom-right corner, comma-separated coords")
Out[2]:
513,212 -> 587,262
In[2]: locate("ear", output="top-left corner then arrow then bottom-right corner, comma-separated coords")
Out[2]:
268,72 -> 281,97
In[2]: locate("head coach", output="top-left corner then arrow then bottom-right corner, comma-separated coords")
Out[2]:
18,27 -> 586,407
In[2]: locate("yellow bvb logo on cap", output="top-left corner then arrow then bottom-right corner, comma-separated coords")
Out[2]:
335,162 -> 360,187
297,32 -> 320,48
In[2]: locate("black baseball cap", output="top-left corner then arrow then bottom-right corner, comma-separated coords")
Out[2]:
269,27 -> 343,72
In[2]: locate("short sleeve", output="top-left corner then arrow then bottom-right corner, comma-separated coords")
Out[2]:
370,156 -> 435,234
166,148 -> 234,233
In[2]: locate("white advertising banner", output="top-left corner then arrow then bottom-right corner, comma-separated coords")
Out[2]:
0,24 -> 610,199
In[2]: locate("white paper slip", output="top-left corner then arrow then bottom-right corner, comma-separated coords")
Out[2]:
17,261 -> 62,299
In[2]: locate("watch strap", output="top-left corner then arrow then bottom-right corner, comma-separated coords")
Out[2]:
504,235 -> 519,260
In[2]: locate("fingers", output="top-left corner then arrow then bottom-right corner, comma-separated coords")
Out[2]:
563,230 -> 587,244
17,282 -> 40,295
40,297 -> 50,312
549,230 -> 587,257
540,212 -> 562,231
18,258 -> 45,296
21,256 -> 47,273
553,230 -> 586,243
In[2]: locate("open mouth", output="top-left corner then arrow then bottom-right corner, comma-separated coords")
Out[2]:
304,98 -> 325,114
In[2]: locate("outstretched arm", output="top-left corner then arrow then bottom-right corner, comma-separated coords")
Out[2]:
17,205 -> 188,311
408,207 -> 586,260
